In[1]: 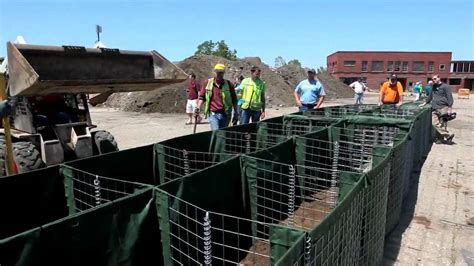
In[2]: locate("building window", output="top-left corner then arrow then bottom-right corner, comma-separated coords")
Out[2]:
394,61 -> 401,72
448,78 -> 461,85
387,61 -> 394,72
402,61 -> 408,72
371,61 -> 383,72
428,61 -> 434,72
361,61 -> 368,72
344,60 -> 356,66
439,64 -> 446,71
413,61 -> 424,72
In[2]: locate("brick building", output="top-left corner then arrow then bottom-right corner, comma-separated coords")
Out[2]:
326,51 -> 473,92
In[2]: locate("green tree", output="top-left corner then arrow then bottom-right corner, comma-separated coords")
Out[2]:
274,56 -> 286,68
287,59 -> 302,67
317,66 -> 327,73
194,40 -> 237,60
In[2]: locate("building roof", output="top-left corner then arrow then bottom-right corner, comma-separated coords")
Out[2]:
327,51 -> 452,57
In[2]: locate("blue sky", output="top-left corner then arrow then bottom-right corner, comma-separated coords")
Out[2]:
1,0 -> 473,68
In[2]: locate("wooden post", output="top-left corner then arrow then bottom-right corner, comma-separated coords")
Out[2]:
0,74 -> 16,175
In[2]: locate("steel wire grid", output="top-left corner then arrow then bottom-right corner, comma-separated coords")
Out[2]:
62,165 -> 150,213
296,135 -> 391,264
303,104 -> 379,117
157,145 -> 234,182
259,119 -> 332,137
217,131 -> 281,154
157,189 -> 275,265
286,188 -> 364,266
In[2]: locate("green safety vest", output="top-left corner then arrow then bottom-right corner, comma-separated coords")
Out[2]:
204,78 -> 233,116
240,77 -> 266,111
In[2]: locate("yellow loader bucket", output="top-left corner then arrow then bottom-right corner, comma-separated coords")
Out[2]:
6,42 -> 188,96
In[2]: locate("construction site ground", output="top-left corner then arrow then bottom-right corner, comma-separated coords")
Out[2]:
92,92 -> 474,265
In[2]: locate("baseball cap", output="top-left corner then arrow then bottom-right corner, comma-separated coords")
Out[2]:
214,63 -> 226,72
307,68 -> 316,74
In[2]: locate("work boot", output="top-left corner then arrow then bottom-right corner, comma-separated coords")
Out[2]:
445,133 -> 455,144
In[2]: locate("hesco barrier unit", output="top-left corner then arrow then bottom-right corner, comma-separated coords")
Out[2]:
0,103 -> 433,265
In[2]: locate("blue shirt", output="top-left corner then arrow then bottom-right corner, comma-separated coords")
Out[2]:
295,79 -> 326,104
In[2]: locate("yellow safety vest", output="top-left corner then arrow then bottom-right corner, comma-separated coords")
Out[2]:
240,77 -> 265,111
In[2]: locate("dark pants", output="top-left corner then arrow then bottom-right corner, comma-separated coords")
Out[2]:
240,109 -> 261,124
298,103 -> 316,112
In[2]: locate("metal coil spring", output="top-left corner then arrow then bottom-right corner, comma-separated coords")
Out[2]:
203,212 -> 212,265
330,141 -> 340,207
93,175 -> 101,206
287,165 -> 296,227
304,234 -> 312,265
245,133 -> 251,154
182,149 -> 190,176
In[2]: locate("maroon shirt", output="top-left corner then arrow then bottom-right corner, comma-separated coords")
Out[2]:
199,79 -> 237,112
187,80 -> 200,100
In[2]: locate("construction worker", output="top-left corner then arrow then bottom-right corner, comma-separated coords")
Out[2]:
185,73 -> 201,125
0,99 -> 11,117
350,77 -> 367,105
196,64 -> 238,130
294,69 -> 326,112
421,74 -> 455,143
379,74 -> 404,106
240,66 -> 266,124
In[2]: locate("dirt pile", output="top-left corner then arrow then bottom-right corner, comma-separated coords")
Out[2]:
106,55 -> 353,113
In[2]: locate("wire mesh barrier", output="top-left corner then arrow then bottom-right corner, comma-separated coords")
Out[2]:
155,157 -> 293,265
0,104 -> 434,265
61,165 -> 151,214
154,144 -> 235,183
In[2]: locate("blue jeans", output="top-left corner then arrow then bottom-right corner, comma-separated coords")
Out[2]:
208,111 -> 229,130
354,93 -> 363,105
298,103 -> 316,112
240,109 -> 261,124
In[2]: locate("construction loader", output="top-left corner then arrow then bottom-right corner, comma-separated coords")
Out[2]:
0,42 -> 187,175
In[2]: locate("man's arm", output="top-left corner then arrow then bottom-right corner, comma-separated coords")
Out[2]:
315,85 -> 326,109
315,96 -> 325,109
397,82 -> 404,105
379,83 -> 386,105
197,80 -> 207,110
260,91 -> 266,119
445,85 -> 454,113
294,83 -> 302,106
228,82 -> 239,114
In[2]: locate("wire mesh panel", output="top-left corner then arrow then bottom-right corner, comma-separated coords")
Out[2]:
242,157 -> 347,234
274,176 -> 365,266
155,144 -> 235,183
61,165 -> 150,214
212,130 -> 279,154
157,190 -> 276,265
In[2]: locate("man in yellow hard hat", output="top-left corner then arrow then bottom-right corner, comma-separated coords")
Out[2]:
196,64 -> 238,130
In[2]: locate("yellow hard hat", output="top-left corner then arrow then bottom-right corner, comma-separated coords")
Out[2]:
214,63 -> 226,72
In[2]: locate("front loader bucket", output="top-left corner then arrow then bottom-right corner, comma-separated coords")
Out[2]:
6,42 -> 188,96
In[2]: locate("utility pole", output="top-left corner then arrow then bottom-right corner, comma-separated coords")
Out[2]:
96,25 -> 102,42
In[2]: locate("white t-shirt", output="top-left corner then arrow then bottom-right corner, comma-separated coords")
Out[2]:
350,81 -> 366,94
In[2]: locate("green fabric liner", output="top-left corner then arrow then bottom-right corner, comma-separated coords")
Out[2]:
65,144 -> 159,185
1,188 -> 160,266
1,103 -> 434,265
274,171 -> 364,265
155,156 -> 251,265
0,165 -> 68,240
210,123 -> 260,156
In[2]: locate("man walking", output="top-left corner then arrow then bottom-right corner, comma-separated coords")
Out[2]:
185,73 -> 201,125
422,74 -> 455,143
379,74 -> 404,106
294,69 -> 326,112
240,66 -> 266,124
196,64 -> 238,130
350,78 -> 367,105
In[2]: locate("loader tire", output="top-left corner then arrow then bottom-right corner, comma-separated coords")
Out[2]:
12,142 -> 44,174
0,140 -> 5,177
93,130 -> 119,155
